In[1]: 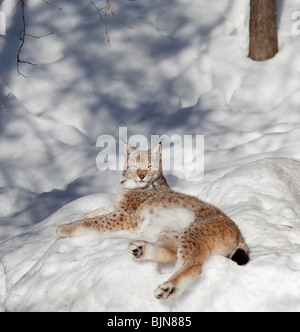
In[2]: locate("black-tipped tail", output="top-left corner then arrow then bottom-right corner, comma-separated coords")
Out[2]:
231,248 -> 250,266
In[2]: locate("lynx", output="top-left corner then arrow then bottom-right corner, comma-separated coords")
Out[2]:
56,143 -> 249,300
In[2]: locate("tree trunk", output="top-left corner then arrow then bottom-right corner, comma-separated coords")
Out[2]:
249,0 -> 278,61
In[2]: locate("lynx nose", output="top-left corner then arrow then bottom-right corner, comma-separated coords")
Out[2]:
137,170 -> 147,180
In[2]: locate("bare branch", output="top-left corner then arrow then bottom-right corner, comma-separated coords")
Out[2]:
89,0 -> 104,21
17,0 -> 55,78
0,93 -> 11,111
17,0 -> 36,77
27,32 -> 54,39
16,0 -> 136,76
41,0 -> 62,11
89,0 -> 134,44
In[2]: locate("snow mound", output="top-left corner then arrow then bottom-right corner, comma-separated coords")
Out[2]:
2,158 -> 300,312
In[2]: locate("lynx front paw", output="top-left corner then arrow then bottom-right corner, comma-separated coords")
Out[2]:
56,223 -> 75,238
128,241 -> 145,259
154,282 -> 176,300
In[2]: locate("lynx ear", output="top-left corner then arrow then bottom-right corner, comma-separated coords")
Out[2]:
124,143 -> 136,155
149,143 -> 162,156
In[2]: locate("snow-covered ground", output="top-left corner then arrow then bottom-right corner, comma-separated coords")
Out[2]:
0,0 -> 300,311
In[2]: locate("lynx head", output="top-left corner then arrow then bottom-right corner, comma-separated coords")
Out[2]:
121,143 -> 166,189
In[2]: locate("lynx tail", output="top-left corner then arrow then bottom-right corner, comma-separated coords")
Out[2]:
231,248 -> 250,266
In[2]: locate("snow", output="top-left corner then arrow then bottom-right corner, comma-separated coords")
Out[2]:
0,0 -> 300,311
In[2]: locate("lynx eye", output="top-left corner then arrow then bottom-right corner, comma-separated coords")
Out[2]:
129,164 -> 139,171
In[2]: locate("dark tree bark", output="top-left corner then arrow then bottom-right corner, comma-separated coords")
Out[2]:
249,0 -> 278,61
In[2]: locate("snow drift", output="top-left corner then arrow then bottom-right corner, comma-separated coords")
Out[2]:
2,157 -> 300,312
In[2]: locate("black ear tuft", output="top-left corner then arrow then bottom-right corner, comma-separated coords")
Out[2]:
124,143 -> 136,155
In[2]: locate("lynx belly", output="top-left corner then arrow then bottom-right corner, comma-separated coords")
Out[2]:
137,207 -> 196,241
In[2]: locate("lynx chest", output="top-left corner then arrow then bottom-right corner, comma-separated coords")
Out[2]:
136,205 -> 196,241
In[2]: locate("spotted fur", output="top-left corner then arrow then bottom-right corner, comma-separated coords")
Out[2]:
56,143 -> 249,300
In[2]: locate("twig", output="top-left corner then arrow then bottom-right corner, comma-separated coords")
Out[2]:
89,0 -> 134,44
27,32 -> 54,39
89,0 -> 104,21
110,3 -> 134,30
104,1 -> 110,43
0,93 -> 11,111
41,0 -> 62,11
17,0 -> 55,78
17,0 -> 37,77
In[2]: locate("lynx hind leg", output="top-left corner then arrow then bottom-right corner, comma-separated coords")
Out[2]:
154,264 -> 202,300
154,226 -> 211,300
157,230 -> 179,254
154,217 -> 246,300
128,240 -> 177,263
